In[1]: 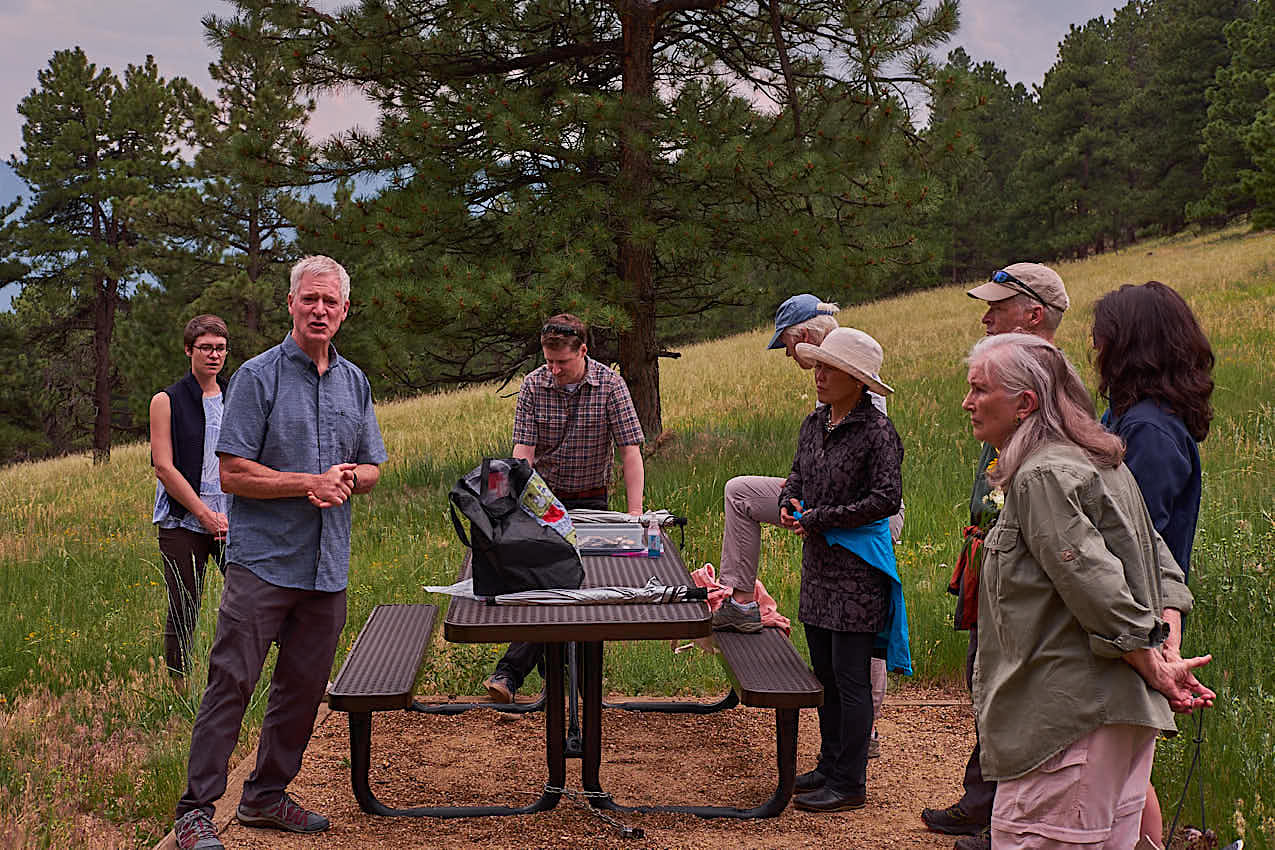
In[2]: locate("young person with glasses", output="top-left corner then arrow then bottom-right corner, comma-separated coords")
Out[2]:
149,315 -> 232,684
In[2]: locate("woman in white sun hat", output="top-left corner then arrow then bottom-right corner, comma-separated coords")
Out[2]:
780,327 -> 905,813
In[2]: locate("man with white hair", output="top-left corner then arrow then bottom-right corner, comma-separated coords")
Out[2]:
173,256 -> 387,850
920,262 -> 1069,850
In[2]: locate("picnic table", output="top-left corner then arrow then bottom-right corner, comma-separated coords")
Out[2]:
327,531 -> 821,823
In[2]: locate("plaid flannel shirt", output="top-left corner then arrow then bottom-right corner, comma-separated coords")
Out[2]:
512,358 -> 644,494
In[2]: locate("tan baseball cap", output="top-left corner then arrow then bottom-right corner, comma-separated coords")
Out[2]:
967,262 -> 1070,313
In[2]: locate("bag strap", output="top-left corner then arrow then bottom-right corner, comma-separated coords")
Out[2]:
448,498 -> 472,548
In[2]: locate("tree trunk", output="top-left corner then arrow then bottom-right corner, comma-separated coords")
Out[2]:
616,5 -> 662,440
92,274 -> 117,464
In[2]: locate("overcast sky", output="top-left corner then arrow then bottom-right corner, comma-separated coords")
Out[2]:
1,0 -> 1121,161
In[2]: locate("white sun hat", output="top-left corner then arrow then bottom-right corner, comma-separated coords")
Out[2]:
794,327 -> 894,396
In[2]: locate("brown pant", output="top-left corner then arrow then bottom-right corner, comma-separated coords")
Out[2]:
177,564 -> 346,818
158,527 -> 224,675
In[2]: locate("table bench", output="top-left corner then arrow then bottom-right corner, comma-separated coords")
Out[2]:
327,603 -> 438,816
711,627 -> 823,815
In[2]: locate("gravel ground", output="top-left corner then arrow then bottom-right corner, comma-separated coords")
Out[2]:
199,682 -> 976,850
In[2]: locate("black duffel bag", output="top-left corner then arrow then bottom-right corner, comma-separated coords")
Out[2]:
448,457 -> 584,597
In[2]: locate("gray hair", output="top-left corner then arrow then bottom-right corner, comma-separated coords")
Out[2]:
969,333 -> 1123,487
782,310 -> 840,345
290,255 -> 351,302
1000,292 -> 1065,333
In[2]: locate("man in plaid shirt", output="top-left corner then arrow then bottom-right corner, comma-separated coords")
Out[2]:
483,313 -> 646,701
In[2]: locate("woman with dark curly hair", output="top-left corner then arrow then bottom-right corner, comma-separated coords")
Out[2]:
1092,281 -> 1214,847
1093,281 -> 1214,583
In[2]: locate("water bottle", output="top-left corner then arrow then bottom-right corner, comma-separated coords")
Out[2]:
645,515 -> 663,558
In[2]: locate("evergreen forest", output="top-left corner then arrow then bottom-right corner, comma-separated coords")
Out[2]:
2,0 -> 1274,465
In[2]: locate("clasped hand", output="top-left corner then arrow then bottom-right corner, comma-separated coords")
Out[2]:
307,463 -> 357,508
780,498 -> 807,537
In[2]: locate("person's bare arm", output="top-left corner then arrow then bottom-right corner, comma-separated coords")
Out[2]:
512,443 -> 536,464
150,391 -> 227,539
219,454 -> 354,508
1160,607 -> 1184,659
619,443 -> 644,515
350,462 -> 381,495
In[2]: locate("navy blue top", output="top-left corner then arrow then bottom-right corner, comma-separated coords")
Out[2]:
1104,399 -> 1201,582
217,334 -> 388,592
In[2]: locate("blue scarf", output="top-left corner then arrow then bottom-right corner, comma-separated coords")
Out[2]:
823,518 -> 913,675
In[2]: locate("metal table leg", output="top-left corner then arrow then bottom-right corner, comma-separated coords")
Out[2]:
579,639 -> 798,819
345,642 -> 567,817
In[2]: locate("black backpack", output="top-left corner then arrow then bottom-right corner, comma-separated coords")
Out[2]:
448,458 -> 584,597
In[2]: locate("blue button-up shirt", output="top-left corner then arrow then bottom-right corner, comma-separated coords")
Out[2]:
217,334 -> 388,591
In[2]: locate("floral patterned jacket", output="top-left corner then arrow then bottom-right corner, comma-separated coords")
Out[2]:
780,391 -> 904,632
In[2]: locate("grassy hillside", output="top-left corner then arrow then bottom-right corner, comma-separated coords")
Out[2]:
2,227 -> 1273,846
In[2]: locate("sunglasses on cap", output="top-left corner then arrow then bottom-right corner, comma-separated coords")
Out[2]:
541,322 -> 583,338
990,269 -> 1051,310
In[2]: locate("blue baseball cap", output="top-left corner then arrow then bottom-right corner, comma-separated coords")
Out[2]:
766,294 -> 836,350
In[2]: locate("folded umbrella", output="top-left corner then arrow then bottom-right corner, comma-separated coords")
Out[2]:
424,576 -> 707,605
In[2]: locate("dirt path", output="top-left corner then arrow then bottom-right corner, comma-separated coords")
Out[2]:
202,682 -> 974,850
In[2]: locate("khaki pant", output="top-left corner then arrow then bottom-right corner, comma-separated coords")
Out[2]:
718,475 -> 896,717
991,724 -> 1156,849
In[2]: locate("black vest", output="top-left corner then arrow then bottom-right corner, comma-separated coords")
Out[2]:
162,372 -> 225,520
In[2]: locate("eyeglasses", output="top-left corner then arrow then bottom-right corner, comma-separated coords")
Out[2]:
990,270 -> 1051,310
541,322 -> 583,339
193,344 -> 229,355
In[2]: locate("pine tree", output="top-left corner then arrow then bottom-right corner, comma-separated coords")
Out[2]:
1019,17 -> 1130,258
926,48 -> 1035,281
7,48 -> 201,462
140,8 -> 314,357
1131,0 -> 1248,233
244,0 -> 958,437
118,8 -> 318,422
1194,0 -> 1275,224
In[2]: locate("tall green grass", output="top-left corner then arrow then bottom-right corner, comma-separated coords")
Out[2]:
1,226 -> 1273,846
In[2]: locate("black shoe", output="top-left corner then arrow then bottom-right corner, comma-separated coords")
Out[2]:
793,787 -> 866,812
795,769 -> 827,792
921,803 -> 986,836
954,827 -> 992,850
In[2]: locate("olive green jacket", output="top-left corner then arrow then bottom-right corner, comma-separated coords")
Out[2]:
973,441 -> 1194,781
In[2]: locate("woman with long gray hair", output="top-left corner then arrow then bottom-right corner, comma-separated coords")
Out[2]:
961,332 -> 1213,849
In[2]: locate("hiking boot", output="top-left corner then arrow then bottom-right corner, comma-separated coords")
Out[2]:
868,728 -> 881,759
484,673 -> 515,703
795,768 -> 827,791
921,803 -> 987,836
954,827 -> 992,850
174,810 -> 223,850
712,598 -> 763,632
236,792 -> 330,834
